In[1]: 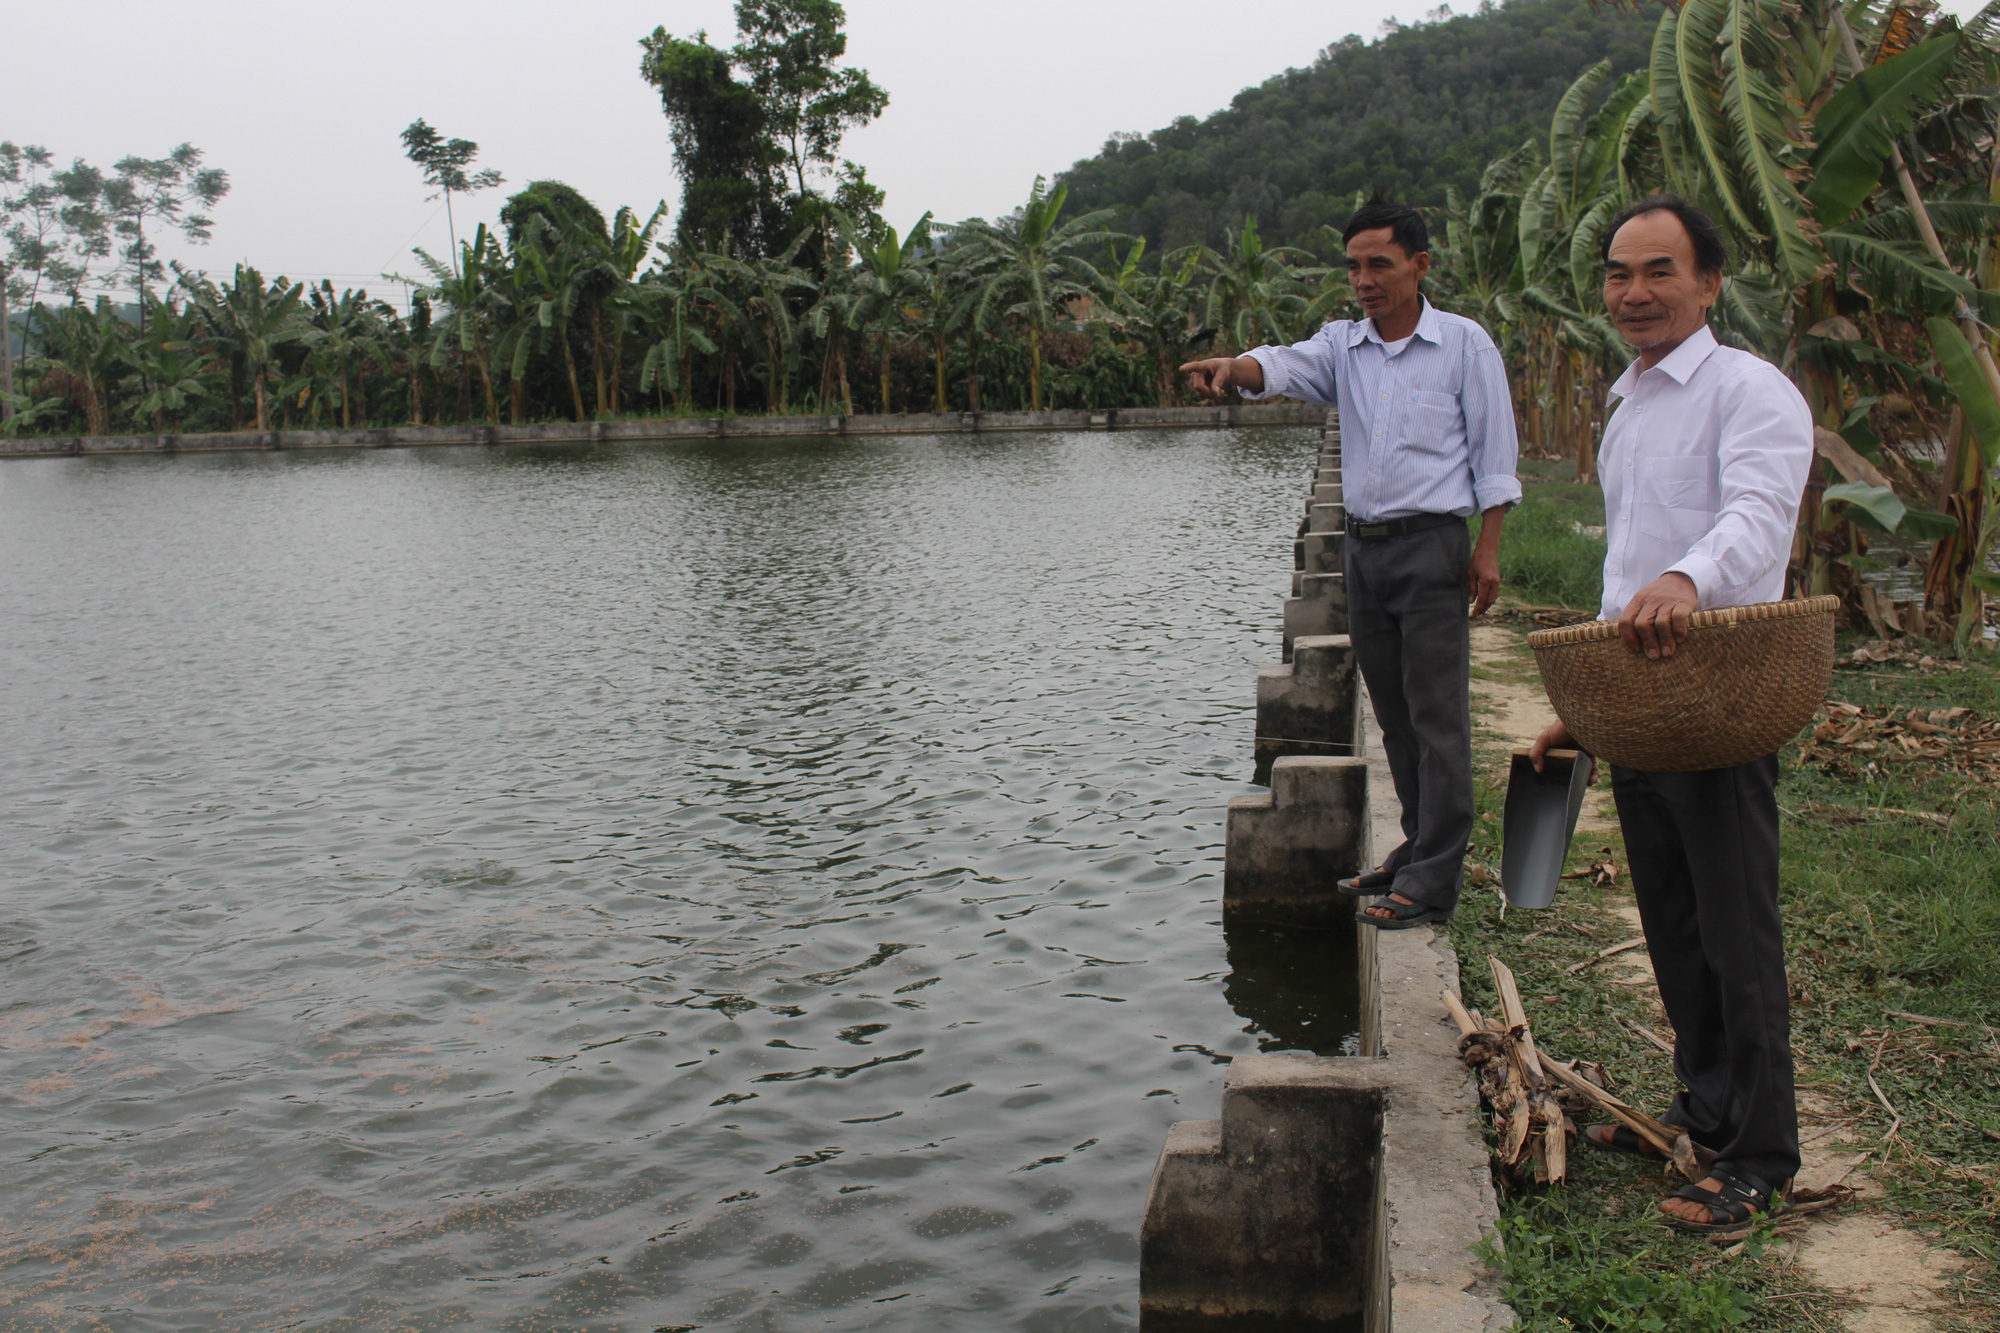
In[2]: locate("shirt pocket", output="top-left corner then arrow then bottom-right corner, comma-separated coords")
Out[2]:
1634,455 -> 1716,544
1399,389 -> 1460,455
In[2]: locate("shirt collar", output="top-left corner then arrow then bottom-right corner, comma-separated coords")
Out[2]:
1608,324 -> 1720,400
1346,298 -> 1443,350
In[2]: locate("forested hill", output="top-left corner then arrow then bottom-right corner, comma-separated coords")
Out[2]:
1056,0 -> 1658,254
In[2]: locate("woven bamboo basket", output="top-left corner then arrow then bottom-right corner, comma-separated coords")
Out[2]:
1527,596 -> 1839,772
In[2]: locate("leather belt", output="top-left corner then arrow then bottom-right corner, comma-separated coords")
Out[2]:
1345,512 -> 1463,540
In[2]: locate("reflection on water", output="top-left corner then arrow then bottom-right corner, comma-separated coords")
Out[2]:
0,430 -> 1358,1331
1221,920 -> 1362,1058
1142,1311 -> 1363,1333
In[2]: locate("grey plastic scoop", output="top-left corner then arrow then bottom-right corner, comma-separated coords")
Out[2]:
1499,748 -> 1592,909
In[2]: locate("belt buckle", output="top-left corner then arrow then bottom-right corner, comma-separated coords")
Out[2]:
1356,522 -> 1389,538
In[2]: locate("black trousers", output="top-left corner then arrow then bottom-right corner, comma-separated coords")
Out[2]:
1344,520 -> 1473,911
1612,755 -> 1800,1189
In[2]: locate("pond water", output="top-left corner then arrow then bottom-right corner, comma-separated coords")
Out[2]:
0,430 -> 1358,1332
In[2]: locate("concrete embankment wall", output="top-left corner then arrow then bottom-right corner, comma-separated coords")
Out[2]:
0,403 -> 1327,461
1140,412 -> 1513,1332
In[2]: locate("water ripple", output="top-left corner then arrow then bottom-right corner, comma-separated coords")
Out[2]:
0,430 -> 1355,1331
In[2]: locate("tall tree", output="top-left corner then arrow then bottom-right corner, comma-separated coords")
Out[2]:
639,29 -> 775,248
400,119 -> 504,276
640,1 -> 885,254
732,0 -> 888,202
2,146 -> 102,371
101,144 -> 229,319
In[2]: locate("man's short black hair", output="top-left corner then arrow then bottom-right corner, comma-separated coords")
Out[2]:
1601,194 -> 1728,276
1342,198 -> 1429,258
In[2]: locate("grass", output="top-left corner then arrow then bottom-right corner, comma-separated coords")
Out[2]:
1480,458 -> 1610,610
1445,619 -> 2000,1332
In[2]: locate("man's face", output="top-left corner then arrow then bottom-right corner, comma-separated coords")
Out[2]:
1345,228 -> 1430,324
1602,211 -> 1723,355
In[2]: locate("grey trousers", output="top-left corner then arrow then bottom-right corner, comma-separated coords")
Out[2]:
1343,520 -> 1473,911
1612,755 -> 1800,1189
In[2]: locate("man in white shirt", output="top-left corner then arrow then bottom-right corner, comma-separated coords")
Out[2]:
1183,201 -> 1521,929
1532,197 -> 1812,1233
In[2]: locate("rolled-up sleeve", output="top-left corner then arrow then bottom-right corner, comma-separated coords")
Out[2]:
1463,338 -> 1522,513
1239,327 -> 1342,405
1668,369 -> 1812,608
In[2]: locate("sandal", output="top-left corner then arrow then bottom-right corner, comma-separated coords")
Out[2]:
1355,895 -> 1453,929
1663,1168 -> 1782,1234
1337,866 -> 1397,897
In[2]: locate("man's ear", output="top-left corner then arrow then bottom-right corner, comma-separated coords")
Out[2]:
1412,251 -> 1432,280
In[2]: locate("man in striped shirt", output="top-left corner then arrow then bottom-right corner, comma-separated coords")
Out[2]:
1183,201 -> 1521,928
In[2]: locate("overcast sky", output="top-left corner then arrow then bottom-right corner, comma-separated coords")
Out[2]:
7,0 -> 1987,309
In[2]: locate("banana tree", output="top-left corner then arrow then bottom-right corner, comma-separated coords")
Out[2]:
181,264 -> 305,431
414,225 -> 502,422
714,236 -> 815,413
123,300 -> 208,431
1925,318 -> 2000,646
830,207 -> 926,412
947,178 -> 1119,411
510,215 -> 605,421
299,281 -> 389,429
1640,0 -> 1997,623
599,203 -> 670,415
637,253 -> 727,414
34,297 -> 128,434
901,240 -> 967,413
1093,237 -> 1207,407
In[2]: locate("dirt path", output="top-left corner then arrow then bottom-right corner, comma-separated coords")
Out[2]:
1465,616 -> 1973,1333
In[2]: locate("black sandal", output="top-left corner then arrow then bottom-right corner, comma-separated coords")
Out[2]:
1355,895 -> 1453,929
1663,1169 -> 1781,1234
1336,866 -> 1396,897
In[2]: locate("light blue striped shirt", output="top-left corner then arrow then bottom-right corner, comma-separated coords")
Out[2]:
1239,300 -> 1522,522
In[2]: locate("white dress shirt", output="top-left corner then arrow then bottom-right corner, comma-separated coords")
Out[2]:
1238,300 -> 1522,521
1598,326 -> 1813,620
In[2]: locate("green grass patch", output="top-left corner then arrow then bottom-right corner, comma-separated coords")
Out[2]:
1481,462 -> 1609,610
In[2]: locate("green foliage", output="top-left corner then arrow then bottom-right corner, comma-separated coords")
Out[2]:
399,120 -> 501,265
399,120 -> 502,198
948,178 -> 1120,410
639,28 -> 774,248
1056,0 -> 1659,253
1479,1206 -> 1756,1332
1487,466 -> 1607,609
101,143 -> 229,310
732,0 -> 887,199
1806,32 -> 1962,225
1929,317 -> 2000,470
1824,479 -> 1909,531
640,0 -> 883,255
501,181 -> 610,248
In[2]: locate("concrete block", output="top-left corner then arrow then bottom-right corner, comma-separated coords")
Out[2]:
1255,634 -> 1362,781
1282,572 -> 1346,659
1294,537 -> 1306,571
1302,529 -> 1345,575
1141,1053 -> 1385,1323
1224,756 -> 1367,920
1308,502 -> 1346,535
